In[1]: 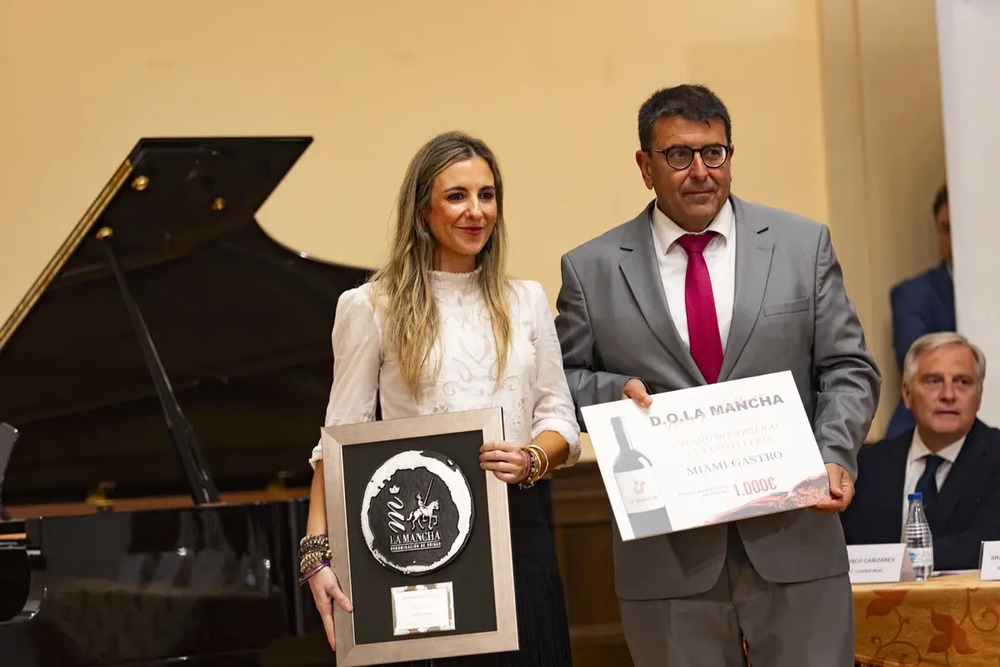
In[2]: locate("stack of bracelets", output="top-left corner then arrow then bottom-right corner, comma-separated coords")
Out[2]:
518,444 -> 550,488
299,534 -> 332,585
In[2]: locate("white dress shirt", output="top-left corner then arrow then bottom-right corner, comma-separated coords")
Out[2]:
900,429 -> 966,538
649,199 -> 737,351
310,271 -> 581,467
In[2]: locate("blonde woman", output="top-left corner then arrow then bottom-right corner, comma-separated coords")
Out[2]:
301,132 -> 580,666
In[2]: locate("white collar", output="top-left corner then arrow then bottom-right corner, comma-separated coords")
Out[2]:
907,428 -> 967,466
649,198 -> 735,255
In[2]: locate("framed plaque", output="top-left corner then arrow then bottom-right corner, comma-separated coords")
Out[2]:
321,407 -> 517,666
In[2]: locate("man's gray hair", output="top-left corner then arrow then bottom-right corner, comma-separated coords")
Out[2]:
902,332 -> 986,387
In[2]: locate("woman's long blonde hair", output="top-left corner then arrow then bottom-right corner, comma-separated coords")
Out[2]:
369,131 -> 512,400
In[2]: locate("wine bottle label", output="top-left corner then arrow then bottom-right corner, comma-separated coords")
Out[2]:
615,469 -> 663,513
907,547 -> 933,568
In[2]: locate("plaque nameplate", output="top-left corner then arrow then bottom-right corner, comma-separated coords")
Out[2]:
391,582 -> 456,635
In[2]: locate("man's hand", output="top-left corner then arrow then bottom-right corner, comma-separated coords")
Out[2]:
622,378 -> 652,408
812,463 -> 854,513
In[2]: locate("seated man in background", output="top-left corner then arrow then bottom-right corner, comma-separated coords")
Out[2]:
842,332 -> 1000,571
887,184 -> 955,437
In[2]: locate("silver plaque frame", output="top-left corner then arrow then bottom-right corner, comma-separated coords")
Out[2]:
321,407 -> 517,666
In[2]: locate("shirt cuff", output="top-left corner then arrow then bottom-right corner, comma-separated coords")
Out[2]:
308,441 -> 323,470
531,418 -> 582,468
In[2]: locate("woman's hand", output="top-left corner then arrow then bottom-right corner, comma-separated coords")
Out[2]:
307,566 -> 353,650
480,441 -> 530,484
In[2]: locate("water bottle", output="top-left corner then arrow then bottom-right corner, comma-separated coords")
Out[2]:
905,492 -> 934,581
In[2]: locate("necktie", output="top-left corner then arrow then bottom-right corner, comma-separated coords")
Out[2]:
676,232 -> 724,384
914,454 -> 945,513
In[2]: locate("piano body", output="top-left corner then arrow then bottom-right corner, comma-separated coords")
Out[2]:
0,137 -> 370,665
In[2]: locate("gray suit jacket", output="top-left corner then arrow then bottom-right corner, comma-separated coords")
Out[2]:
555,196 -> 881,600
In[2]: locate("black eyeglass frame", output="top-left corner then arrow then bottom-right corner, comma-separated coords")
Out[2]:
648,144 -> 732,170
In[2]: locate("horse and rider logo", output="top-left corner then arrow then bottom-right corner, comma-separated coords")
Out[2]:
361,449 -> 474,575
406,489 -> 440,531
385,482 -> 441,535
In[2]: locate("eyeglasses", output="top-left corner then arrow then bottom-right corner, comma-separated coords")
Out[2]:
649,144 -> 731,170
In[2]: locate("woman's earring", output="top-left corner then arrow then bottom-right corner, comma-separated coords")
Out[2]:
421,220 -> 429,233
483,236 -> 493,252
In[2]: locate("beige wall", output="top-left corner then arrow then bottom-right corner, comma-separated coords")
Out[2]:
1,1 -> 840,457
819,0 -> 945,439
0,0 -> 827,316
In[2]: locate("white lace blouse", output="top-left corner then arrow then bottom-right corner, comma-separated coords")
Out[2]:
309,270 -> 581,467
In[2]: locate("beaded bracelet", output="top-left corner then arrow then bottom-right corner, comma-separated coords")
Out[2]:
300,549 -> 330,572
518,446 -> 540,488
528,444 -> 550,478
299,534 -> 331,584
520,445 -> 553,488
299,534 -> 329,554
299,561 -> 330,585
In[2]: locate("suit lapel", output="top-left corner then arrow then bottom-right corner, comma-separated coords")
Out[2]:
618,202 -> 704,383
934,420 -> 989,527
718,197 -> 774,382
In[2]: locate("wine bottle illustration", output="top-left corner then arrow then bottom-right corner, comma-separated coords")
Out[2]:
611,416 -> 672,537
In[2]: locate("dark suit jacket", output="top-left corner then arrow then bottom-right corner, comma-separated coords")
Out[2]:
841,419 -> 1000,571
887,263 -> 955,437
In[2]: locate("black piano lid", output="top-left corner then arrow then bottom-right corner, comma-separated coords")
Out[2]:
0,137 -> 370,505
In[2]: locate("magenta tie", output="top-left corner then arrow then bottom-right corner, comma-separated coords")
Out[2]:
676,232 -> 724,384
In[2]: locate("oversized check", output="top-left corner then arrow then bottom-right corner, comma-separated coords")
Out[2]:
581,370 -> 830,541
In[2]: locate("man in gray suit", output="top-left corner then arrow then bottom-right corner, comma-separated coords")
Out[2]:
554,84 -> 880,666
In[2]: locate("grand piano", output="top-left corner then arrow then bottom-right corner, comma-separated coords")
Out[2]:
0,137 -> 370,666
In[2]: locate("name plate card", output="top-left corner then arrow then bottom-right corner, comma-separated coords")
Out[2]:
847,544 -> 906,584
581,371 -> 830,540
391,582 -> 456,635
980,541 -> 1000,581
